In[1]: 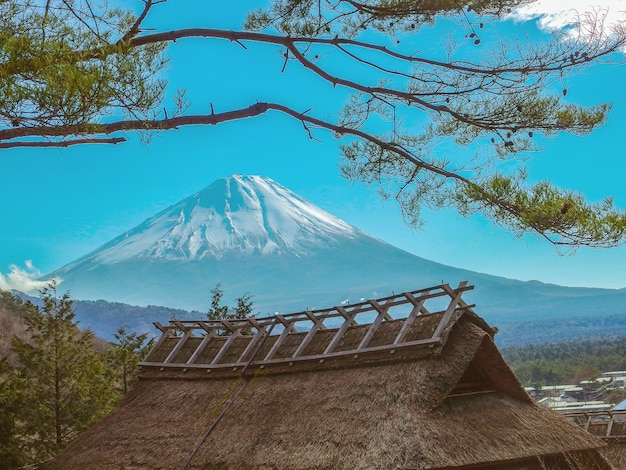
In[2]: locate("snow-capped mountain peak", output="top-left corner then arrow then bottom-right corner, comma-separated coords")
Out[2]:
65,175 -> 360,266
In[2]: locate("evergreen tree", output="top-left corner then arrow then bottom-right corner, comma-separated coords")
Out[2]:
207,284 -> 230,321
108,326 -> 153,394
207,285 -> 255,335
0,357 -> 26,469
234,293 -> 254,318
11,282 -> 117,464
207,284 -> 255,321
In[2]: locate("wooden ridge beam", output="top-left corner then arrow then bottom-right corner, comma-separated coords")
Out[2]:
211,329 -> 243,365
292,314 -> 326,358
148,322 -> 175,356
164,330 -> 194,364
358,299 -> 391,350
140,335 -> 442,371
324,307 -> 358,355
394,290 -> 431,345
264,315 -> 296,361
186,331 -> 217,365
432,282 -> 469,340
236,323 -> 270,363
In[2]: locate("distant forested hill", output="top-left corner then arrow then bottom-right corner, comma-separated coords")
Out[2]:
492,311 -> 626,348
13,292 -> 205,339
502,338 -> 626,385
0,292 -> 116,362
68,299 -> 206,338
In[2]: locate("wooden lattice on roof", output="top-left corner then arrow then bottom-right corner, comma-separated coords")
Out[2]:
140,281 -> 479,377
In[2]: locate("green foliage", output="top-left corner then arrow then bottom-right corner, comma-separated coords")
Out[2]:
207,284 -> 255,322
502,337 -> 626,385
234,293 -> 254,319
0,0 -> 167,130
457,173 -> 626,249
108,326 -> 153,394
255,1 -> 624,249
207,284 -> 229,321
10,282 -> 118,464
0,289 -> 33,316
0,358 -> 26,469
207,284 -> 255,335
0,287 -> 157,465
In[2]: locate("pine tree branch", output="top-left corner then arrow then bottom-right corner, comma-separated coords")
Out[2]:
0,137 -> 125,148
0,103 -> 270,142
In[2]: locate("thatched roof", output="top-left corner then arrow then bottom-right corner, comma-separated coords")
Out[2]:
47,283 -> 611,470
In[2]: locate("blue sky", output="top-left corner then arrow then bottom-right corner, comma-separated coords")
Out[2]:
1,1 -> 625,292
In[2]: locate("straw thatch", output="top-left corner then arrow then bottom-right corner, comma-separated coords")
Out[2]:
47,288 -> 611,470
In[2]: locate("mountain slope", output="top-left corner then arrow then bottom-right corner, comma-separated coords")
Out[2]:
46,175 -> 626,346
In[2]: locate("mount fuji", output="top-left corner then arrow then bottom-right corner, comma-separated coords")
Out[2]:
47,175 -> 626,346
50,174 -> 463,312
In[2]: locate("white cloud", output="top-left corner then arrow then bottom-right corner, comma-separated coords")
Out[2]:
509,1 -> 626,38
0,262 -> 59,293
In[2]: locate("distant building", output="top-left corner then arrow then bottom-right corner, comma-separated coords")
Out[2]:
540,384 -> 577,397
601,371 -> 626,378
542,398 -> 613,414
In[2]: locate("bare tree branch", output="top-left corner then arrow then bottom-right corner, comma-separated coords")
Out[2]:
0,137 -> 125,148
118,0 -> 154,44
0,103 -> 270,142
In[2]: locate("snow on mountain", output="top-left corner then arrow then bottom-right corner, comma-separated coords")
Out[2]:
60,175 -> 360,269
